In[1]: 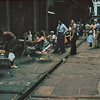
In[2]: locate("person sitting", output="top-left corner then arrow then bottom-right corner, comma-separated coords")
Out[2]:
50,31 -> 57,47
34,32 -> 40,42
35,30 -> 50,54
27,31 -> 32,42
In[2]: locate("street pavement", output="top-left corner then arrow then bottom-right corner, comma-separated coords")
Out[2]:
0,37 -> 85,100
30,41 -> 100,100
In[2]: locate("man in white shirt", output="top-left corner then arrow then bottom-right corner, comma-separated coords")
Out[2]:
54,20 -> 68,54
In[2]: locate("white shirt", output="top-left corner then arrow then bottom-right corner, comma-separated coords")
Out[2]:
8,52 -> 15,61
51,34 -> 56,39
57,23 -> 68,34
96,23 -> 100,30
28,33 -> 32,41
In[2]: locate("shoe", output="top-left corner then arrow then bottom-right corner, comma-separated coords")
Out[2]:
11,65 -> 18,68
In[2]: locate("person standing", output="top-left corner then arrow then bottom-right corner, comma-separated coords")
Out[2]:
54,20 -> 68,54
70,20 -> 77,55
85,23 -> 90,38
87,27 -> 94,47
95,19 -> 100,48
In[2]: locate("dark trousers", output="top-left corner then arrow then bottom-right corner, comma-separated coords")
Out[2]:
11,60 -> 14,66
70,37 -> 77,55
89,43 -> 92,47
55,33 -> 65,52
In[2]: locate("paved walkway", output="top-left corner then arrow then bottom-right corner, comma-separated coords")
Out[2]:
0,38 -> 85,100
31,41 -> 100,100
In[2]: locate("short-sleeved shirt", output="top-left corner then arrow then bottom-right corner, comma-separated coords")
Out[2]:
57,23 -> 68,34
96,23 -> 100,31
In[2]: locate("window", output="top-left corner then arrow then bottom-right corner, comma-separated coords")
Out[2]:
97,7 -> 100,15
96,0 -> 100,2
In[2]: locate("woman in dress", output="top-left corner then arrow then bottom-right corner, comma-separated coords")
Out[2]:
87,27 -> 94,47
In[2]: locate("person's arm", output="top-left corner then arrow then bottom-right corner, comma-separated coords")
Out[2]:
37,36 -> 44,42
63,24 -> 68,34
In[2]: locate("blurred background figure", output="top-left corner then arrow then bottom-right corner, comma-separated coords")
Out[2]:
95,18 -> 100,48
87,27 -> 94,47
50,31 -> 57,48
70,20 -> 77,55
27,31 -> 32,42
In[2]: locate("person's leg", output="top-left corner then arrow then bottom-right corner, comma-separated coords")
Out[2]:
70,38 -> 77,55
70,39 -> 74,55
60,35 -> 65,53
95,31 -> 99,48
74,40 -> 77,54
10,60 -> 14,68
90,43 -> 92,47
11,60 -> 17,68
98,31 -> 100,47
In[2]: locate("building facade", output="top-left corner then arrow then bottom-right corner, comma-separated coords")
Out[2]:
0,0 -> 55,38
92,0 -> 100,18
0,0 -> 93,38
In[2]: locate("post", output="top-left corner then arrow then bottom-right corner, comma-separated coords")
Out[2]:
46,0 -> 49,32
6,1 -> 10,31
34,0 -> 37,32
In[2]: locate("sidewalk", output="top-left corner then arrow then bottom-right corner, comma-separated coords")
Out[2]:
31,40 -> 100,100
0,37 -> 85,100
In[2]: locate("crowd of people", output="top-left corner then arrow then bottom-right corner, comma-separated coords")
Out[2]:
86,18 -> 100,48
0,18 -> 100,67
32,18 -> 100,55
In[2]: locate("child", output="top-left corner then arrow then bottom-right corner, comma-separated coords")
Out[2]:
87,27 -> 94,47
